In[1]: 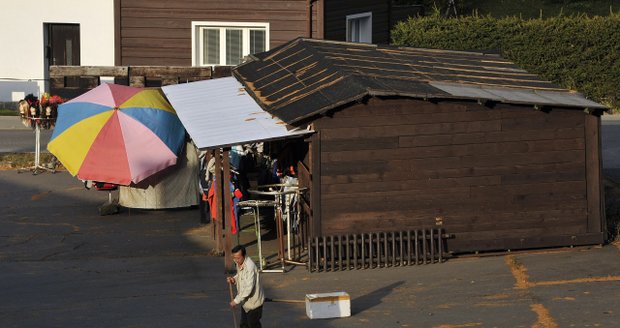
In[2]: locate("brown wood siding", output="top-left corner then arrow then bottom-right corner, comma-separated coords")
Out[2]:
310,131 -> 322,237
584,114 -> 604,234
323,0 -> 390,44
315,97 -> 599,252
118,0 -> 317,65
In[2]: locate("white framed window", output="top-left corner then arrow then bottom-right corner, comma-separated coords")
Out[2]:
192,21 -> 270,66
346,12 -> 372,43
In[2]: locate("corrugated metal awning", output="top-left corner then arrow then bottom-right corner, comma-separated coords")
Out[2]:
429,82 -> 607,109
162,77 -> 313,149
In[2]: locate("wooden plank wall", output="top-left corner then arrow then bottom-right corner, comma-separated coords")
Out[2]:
118,0 -> 318,66
315,97 -> 603,252
49,65 -> 223,100
323,0 -> 390,44
297,138 -> 313,227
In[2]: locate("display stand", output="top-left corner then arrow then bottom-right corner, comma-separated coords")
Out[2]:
237,199 -> 276,271
18,118 -> 56,175
245,184 -> 308,273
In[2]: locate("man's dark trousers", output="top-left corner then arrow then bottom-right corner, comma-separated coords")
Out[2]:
240,305 -> 262,328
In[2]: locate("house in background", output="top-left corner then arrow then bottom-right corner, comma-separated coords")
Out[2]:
0,0 -> 115,103
46,0 -> 422,98
1,0 -> 422,103
114,0 -> 421,66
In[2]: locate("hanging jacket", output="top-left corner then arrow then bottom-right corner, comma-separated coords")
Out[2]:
206,178 -> 243,234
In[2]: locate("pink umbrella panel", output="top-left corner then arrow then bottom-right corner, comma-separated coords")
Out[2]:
48,84 -> 186,185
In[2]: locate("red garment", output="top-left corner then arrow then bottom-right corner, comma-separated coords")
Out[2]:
233,189 -> 243,200
207,182 -> 217,219
206,181 -> 240,234
93,182 -> 117,191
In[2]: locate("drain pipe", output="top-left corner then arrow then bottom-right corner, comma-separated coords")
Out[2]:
307,0 -> 318,38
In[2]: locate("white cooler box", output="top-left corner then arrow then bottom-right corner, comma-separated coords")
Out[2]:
305,292 -> 351,319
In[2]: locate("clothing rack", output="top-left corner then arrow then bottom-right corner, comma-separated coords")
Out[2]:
244,183 -> 307,272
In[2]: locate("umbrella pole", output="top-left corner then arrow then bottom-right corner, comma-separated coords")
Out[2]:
228,282 -> 238,327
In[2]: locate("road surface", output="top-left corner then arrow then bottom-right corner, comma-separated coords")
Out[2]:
0,171 -> 619,327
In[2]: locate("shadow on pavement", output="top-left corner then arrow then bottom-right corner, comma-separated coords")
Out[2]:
351,280 -> 404,315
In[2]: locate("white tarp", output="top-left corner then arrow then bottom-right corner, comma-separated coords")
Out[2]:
119,141 -> 200,209
162,77 -> 312,150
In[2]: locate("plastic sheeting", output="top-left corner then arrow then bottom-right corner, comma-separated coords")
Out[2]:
161,77 -> 312,149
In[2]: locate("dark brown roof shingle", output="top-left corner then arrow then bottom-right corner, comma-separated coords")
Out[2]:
233,38 -> 605,124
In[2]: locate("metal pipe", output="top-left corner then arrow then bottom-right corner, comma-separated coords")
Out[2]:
339,235 -> 344,271
383,232 -> 388,268
308,238 -> 313,272
438,228 -> 444,263
330,235 -> 335,271
284,259 -> 307,266
415,230 -> 419,264
345,234 -> 350,270
391,231 -> 396,267
376,232 -> 381,268
306,0 -> 313,38
256,206 -> 263,271
286,195 -> 291,261
323,236 -> 328,272
266,298 -> 305,303
356,234 -> 361,270
315,236 -> 320,272
399,231 -> 404,266
423,230 -> 428,264
430,229 -> 435,263
407,230 -> 412,265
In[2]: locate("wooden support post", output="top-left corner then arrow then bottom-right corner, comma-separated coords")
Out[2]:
223,148 -> 234,273
214,149 -> 223,255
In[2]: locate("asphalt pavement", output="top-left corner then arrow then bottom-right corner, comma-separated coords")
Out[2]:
0,171 -> 619,327
0,117 -> 53,153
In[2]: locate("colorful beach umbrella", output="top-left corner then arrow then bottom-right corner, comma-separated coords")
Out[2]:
47,83 -> 186,185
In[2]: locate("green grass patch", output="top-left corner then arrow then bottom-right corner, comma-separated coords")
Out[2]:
0,153 -> 63,170
0,109 -> 18,116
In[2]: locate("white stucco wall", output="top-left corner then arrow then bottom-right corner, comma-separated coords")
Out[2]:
0,0 -> 115,102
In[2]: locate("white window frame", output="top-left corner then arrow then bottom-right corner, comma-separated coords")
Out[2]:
346,12 -> 372,43
191,21 -> 270,67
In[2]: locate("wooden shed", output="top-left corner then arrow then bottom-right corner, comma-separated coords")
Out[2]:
232,38 -> 607,264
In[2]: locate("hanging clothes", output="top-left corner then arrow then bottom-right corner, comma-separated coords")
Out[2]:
207,177 -> 243,234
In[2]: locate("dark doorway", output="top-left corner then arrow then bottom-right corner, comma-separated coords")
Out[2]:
45,23 -> 80,97
46,24 -> 80,66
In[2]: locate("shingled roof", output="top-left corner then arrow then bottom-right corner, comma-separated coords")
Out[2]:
233,38 -> 605,124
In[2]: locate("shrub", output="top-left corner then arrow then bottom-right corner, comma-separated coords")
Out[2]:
391,13 -> 620,110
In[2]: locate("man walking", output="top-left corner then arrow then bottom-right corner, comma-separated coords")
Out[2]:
227,245 -> 265,328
